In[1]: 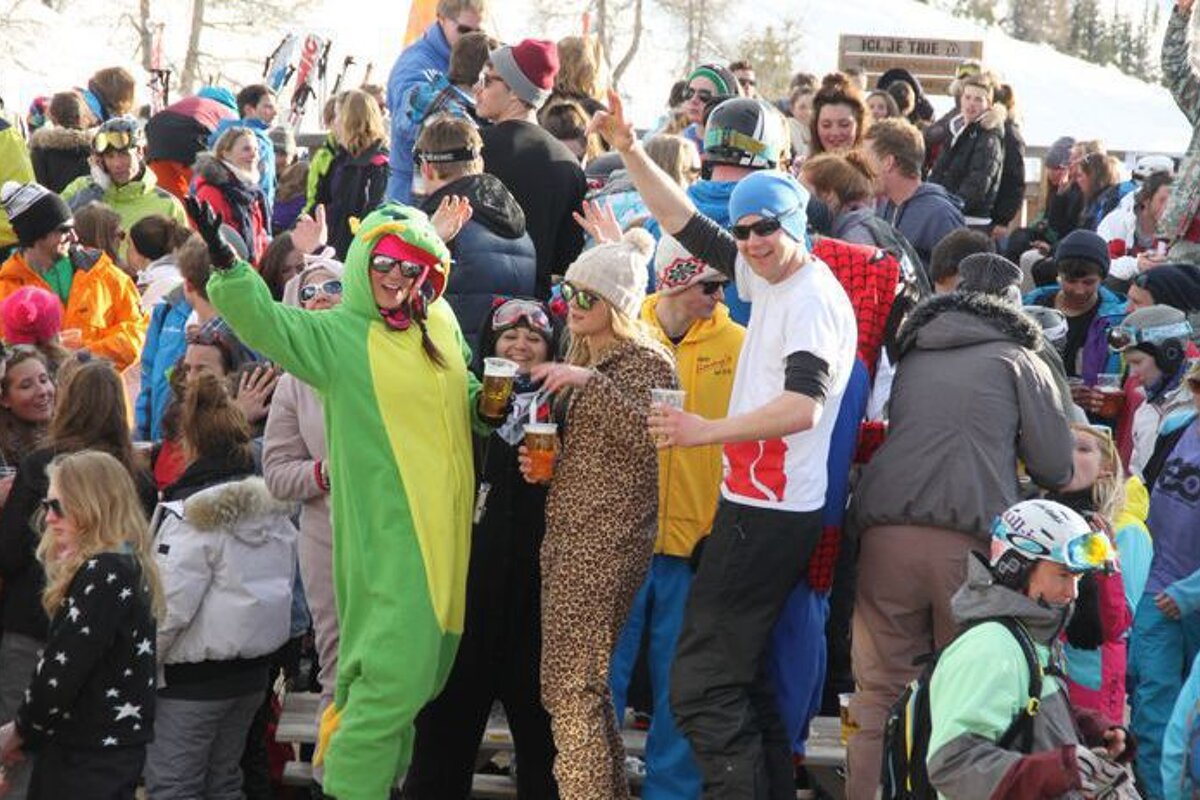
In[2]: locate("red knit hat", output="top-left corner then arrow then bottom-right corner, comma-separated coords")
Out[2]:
1,287 -> 64,345
490,39 -> 559,107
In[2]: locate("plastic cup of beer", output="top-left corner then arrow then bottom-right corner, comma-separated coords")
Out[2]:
60,328 -> 83,350
524,422 -> 558,483
1095,373 -> 1125,418
480,357 -> 519,424
839,693 -> 858,745
651,388 -> 686,446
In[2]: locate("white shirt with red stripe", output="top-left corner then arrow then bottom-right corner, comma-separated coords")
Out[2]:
721,254 -> 857,512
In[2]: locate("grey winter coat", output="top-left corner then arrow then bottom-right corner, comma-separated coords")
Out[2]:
852,292 -> 1074,538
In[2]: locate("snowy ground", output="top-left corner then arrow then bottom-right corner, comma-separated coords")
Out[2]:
0,0 -> 1191,154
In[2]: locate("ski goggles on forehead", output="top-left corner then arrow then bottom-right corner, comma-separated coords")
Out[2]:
1107,320 -> 1193,351
298,280 -> 343,303
1059,531 -> 1117,573
92,130 -> 137,153
369,255 -> 425,278
492,299 -> 551,335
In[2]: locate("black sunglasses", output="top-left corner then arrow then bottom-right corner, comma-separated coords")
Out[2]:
456,23 -> 480,35
700,281 -> 727,296
369,255 -> 424,279
682,87 -> 714,103
738,77 -> 757,88
731,217 -> 784,241
41,497 -> 64,517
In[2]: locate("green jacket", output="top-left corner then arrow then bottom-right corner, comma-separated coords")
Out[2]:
304,134 -> 338,215
0,119 -> 35,249
61,167 -> 188,259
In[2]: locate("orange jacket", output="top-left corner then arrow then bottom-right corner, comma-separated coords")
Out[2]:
0,247 -> 147,371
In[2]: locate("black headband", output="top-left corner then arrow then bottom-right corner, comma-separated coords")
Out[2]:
414,147 -> 480,165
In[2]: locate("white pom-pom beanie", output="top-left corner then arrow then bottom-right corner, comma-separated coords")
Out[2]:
563,229 -> 655,319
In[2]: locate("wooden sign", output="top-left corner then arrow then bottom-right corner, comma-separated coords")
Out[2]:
838,34 -> 985,96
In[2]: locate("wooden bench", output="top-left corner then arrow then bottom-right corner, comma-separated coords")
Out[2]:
276,692 -> 846,798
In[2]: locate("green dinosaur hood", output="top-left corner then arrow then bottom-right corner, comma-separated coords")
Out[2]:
341,202 -> 451,321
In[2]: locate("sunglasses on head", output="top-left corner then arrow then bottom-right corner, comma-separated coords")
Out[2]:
699,280 -> 727,296
299,279 -> 343,303
731,217 -> 784,241
40,497 -> 64,517
93,130 -> 136,154
369,255 -> 425,279
560,282 -> 599,311
682,87 -> 714,103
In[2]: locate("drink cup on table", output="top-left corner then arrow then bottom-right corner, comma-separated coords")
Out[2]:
480,357 -> 519,425
523,423 -> 559,483
1095,373 -> 1125,418
651,388 -> 686,447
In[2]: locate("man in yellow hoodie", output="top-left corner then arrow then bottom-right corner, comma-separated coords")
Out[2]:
610,233 -> 745,798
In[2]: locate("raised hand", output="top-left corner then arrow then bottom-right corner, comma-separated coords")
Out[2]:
588,89 -> 636,154
291,204 -> 328,255
572,199 -> 623,244
430,195 -> 474,243
183,196 -> 237,270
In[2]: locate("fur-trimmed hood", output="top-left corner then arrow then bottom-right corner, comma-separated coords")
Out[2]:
192,152 -> 235,185
182,476 -> 295,543
28,126 -> 93,152
949,102 -> 1007,137
898,291 -> 1041,356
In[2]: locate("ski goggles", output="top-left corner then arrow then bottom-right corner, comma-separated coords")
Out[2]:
92,129 -> 139,153
1106,320 -> 1193,352
369,255 -> 425,279
298,280 -> 343,303
559,282 -> 600,311
492,299 -> 552,336
1057,530 -> 1117,573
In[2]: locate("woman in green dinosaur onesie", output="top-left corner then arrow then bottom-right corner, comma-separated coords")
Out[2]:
186,197 -> 488,800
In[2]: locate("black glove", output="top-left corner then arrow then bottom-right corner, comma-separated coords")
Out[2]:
184,196 -> 237,270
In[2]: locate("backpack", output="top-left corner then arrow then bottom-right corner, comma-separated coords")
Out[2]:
858,213 -> 932,296
880,617 -> 1044,800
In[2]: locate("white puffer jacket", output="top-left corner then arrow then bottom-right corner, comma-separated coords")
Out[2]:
152,476 -> 297,666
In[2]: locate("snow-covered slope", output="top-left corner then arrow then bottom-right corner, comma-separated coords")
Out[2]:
0,0 -> 1190,154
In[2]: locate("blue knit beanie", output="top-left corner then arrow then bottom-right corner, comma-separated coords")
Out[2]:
728,171 -> 810,242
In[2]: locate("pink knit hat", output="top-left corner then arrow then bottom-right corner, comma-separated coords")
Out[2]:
1,287 -> 64,345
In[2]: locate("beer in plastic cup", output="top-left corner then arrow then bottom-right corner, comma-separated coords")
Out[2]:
60,328 -> 83,349
839,693 -> 858,745
480,358 -> 519,424
523,423 -> 558,482
1095,373 -> 1125,418
650,388 -> 685,446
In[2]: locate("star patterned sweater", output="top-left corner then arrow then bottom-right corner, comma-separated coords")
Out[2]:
15,552 -> 156,751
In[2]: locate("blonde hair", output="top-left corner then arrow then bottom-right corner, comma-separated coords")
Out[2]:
213,126 -> 256,161
335,89 -> 388,156
565,300 -> 649,367
553,35 -> 610,103
1070,423 -> 1126,521
38,450 -> 163,619
644,134 -> 697,188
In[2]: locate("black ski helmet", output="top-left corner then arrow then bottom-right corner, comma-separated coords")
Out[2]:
702,98 -> 789,170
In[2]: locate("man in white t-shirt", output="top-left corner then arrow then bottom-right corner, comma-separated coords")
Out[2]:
592,93 -> 858,799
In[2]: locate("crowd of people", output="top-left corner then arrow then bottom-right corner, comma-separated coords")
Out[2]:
3,0 -> 1200,798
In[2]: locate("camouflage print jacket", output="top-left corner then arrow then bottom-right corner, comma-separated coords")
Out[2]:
1158,5 -> 1200,251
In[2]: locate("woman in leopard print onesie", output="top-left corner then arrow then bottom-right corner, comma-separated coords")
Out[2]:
521,230 -> 679,799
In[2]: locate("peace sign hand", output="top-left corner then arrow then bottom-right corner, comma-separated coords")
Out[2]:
588,89 -> 636,154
